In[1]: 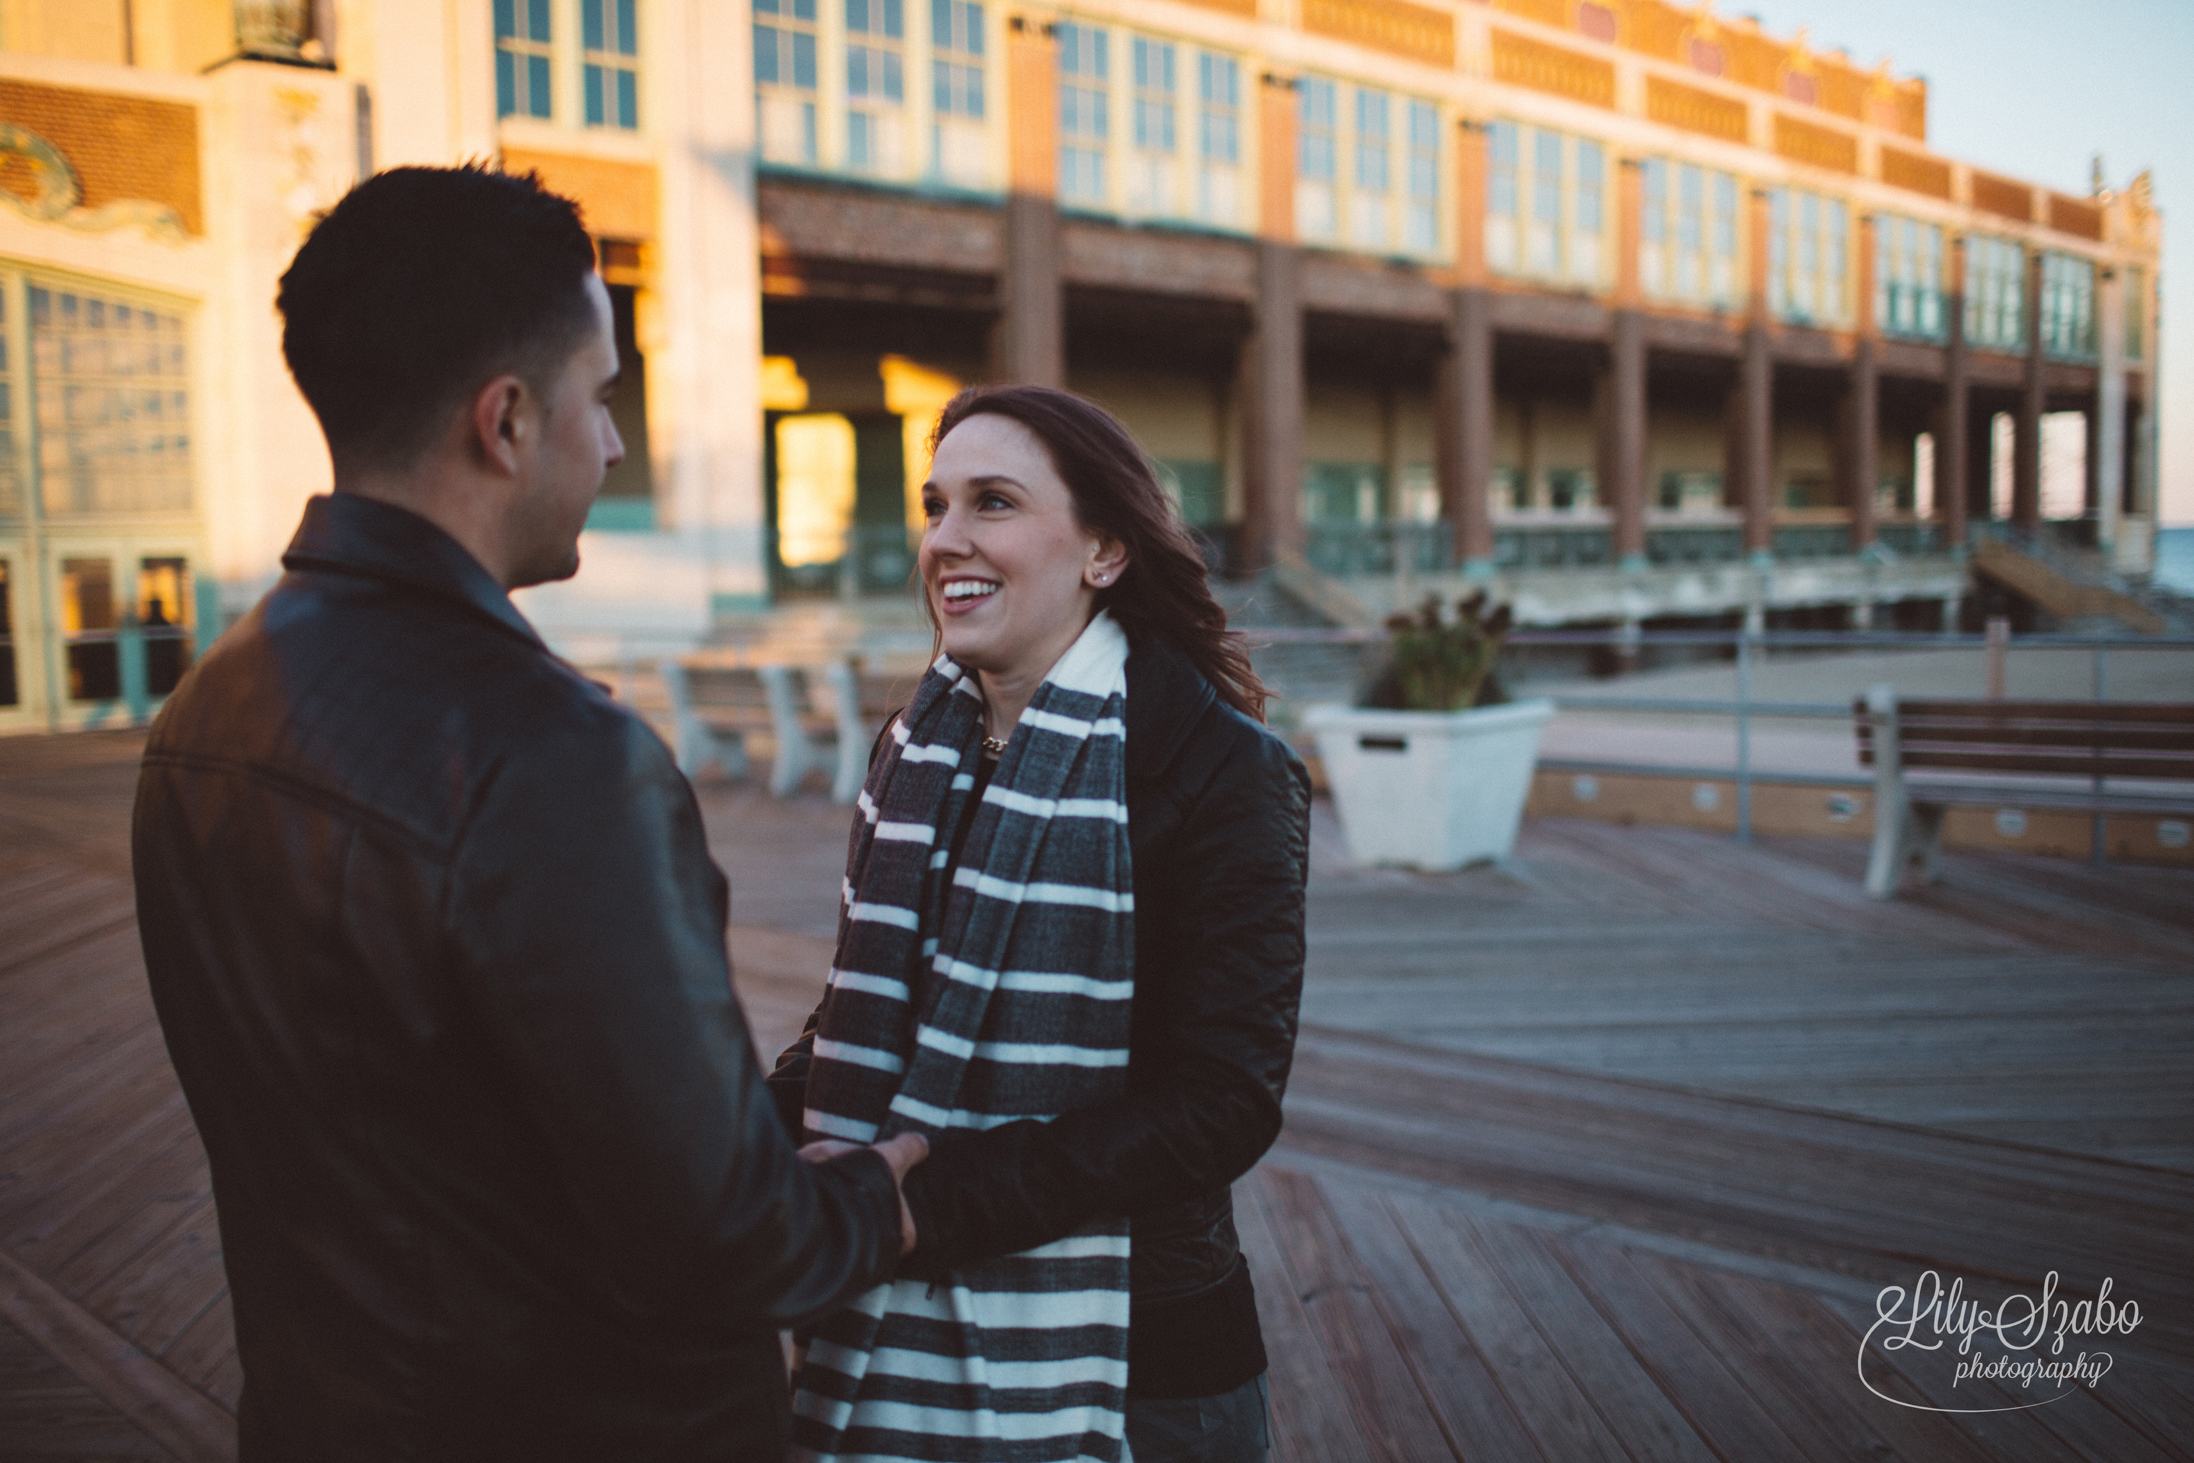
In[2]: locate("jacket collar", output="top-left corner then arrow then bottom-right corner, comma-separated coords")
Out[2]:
1124,634 -> 1218,779
281,492 -> 545,650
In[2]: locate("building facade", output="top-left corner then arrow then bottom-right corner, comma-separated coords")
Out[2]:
0,0 -> 2166,730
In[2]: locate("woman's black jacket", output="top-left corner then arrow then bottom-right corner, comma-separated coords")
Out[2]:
768,634 -> 1311,1388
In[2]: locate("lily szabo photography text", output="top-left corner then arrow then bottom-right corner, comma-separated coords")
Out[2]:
3,0 -> 2193,1459
1861,1271 -> 2144,1412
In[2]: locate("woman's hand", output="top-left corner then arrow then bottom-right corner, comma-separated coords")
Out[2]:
800,1134 -> 930,1255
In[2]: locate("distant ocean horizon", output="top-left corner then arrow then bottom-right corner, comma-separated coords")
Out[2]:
2157,526 -> 2194,594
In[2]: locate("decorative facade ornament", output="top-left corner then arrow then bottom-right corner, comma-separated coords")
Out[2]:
0,123 -> 188,242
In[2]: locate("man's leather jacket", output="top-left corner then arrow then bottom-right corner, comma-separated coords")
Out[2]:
770,635 -> 1311,1377
133,493 -> 903,1463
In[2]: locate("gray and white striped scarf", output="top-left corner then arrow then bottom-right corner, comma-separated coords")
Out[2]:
789,612 -> 1135,1463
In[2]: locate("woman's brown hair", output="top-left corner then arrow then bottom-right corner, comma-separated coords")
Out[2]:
928,384 -> 1270,722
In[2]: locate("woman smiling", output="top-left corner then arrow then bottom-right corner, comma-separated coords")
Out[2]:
771,386 -> 1311,1463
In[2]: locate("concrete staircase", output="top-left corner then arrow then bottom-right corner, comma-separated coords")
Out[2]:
1212,569 -> 1378,727
1970,529 -> 2178,634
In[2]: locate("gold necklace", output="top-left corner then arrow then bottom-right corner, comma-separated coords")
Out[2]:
982,734 -> 1008,757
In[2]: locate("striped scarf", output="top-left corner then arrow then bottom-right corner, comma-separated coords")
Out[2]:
789,612 -> 1136,1463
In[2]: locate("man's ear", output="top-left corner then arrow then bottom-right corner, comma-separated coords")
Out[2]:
469,374 -> 529,477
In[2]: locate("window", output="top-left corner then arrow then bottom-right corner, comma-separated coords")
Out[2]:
755,0 -> 820,164
495,0 -> 554,119
1964,235 -> 2025,351
1300,80 -> 1440,259
931,0 -> 986,185
1404,101 -> 1439,256
1296,76 -> 1338,243
1529,129 -> 1560,275
1126,36 -> 1174,216
1044,27 -> 1245,225
31,287 -> 192,517
581,0 -> 638,128
1485,120 -> 1603,286
1639,159 -> 1741,310
1486,120 -> 1518,272
1196,52 -> 1241,227
1349,90 -> 1389,250
1874,213 -> 1944,341
1767,186 -> 1850,327
846,0 -> 905,172
2126,265 -> 2146,361
1056,22 -> 1108,207
2039,252 -> 2095,360
0,282 -> 15,521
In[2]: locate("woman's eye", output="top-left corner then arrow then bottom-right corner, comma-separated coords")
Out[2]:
921,498 -> 944,518
979,493 -> 1011,511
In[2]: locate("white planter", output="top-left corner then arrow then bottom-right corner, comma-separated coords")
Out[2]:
1303,699 -> 1556,871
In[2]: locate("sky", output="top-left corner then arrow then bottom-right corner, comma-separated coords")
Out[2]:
1733,0 -> 2193,526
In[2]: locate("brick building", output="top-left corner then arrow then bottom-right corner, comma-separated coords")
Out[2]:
0,0 -> 2166,731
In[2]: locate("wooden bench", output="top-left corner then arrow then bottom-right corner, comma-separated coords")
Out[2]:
659,659 -> 925,802
1856,684 -> 2194,897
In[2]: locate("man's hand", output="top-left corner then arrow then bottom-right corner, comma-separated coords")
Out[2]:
799,1133 -> 929,1255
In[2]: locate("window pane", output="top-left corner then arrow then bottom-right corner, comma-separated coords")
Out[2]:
1532,130 -> 1560,224
31,287 -> 192,518
527,54 -> 551,115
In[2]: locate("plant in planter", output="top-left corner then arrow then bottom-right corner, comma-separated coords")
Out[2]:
1363,592 -> 1514,713
1304,593 -> 1553,871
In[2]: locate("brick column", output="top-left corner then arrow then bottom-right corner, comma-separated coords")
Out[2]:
2095,266 -> 2126,553
1845,213 -> 1879,549
1936,235 -> 1969,549
2012,248 -> 2044,528
1240,72 -> 1303,569
1439,288 -> 1495,574
1737,187 -> 1774,561
1608,156 -> 1646,568
999,15 -> 1062,386
1608,311 -> 1647,566
1846,340 -> 1879,550
1438,119 -> 1495,574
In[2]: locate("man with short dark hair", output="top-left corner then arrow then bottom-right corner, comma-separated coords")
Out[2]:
132,165 -> 923,1462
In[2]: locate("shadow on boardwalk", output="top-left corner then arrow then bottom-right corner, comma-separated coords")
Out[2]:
2,731 -> 2190,1460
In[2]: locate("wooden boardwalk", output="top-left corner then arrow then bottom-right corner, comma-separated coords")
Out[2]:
2,732 -> 2191,1460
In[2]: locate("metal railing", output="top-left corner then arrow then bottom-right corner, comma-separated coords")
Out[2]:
1243,624 -> 2194,846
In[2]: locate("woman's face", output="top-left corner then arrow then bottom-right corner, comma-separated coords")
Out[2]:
919,413 -> 1125,680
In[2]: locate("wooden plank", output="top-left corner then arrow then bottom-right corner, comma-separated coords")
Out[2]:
1897,700 -> 2194,724
1276,1034 -> 2194,1360
1315,1183 -> 1550,1462
0,1247 -> 233,1463
1451,1215 -> 1716,1463
1541,1236 -> 1837,1463
152,1293 -> 234,1406
0,1308 -> 177,1461
2087,1351 -> 2194,1461
1385,1196 -> 1632,1463
78,1197 -> 228,1359
1818,1287 -> 2174,1463
7,1118 -> 206,1274
1252,1168 -> 1457,1461
1228,1172 -> 1361,1463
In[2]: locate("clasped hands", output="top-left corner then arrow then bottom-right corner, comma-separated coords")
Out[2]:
799,1134 -> 928,1255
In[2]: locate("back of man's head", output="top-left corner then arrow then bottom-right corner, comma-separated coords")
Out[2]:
278,165 -> 598,475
